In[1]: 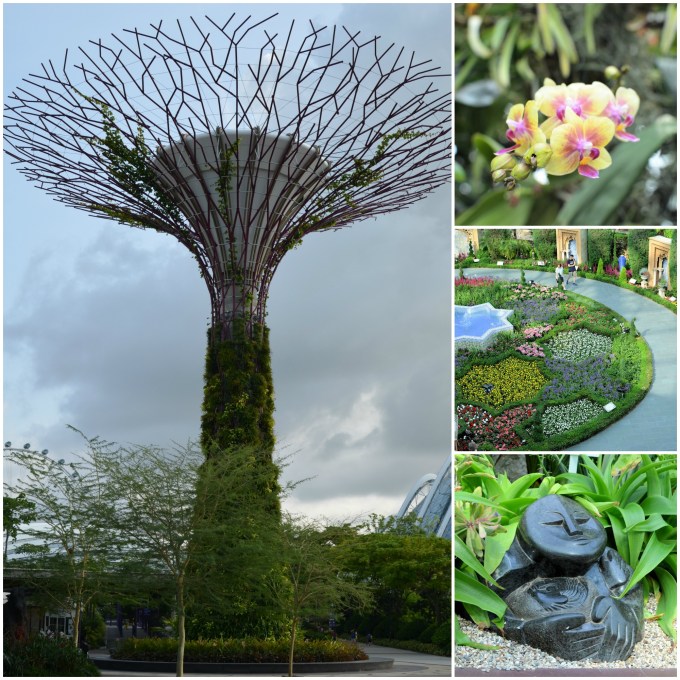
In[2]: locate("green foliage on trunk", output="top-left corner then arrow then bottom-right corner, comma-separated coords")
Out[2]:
531,229 -> 556,260
201,320 -> 275,459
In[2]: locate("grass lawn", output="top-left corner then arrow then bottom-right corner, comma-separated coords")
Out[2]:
455,277 -> 653,451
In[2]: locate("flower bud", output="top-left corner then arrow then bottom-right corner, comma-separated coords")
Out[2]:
604,65 -> 621,80
504,176 -> 517,191
523,143 -> 553,169
491,168 -> 507,183
511,160 -> 532,181
491,154 -> 517,172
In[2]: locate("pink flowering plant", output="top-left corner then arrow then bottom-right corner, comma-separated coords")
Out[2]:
491,76 -> 639,191
523,325 -> 554,339
516,342 -> 545,358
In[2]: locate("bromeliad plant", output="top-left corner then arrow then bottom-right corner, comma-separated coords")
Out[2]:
455,454 -> 677,649
491,77 -> 639,190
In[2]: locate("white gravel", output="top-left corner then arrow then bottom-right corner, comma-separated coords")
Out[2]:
455,599 -> 677,671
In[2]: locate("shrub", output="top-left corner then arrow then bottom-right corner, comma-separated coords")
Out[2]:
596,258 -> 604,276
418,623 -> 439,644
618,266 -> 628,284
82,609 -> 106,649
587,229 -> 614,268
627,229 -> 656,278
532,229 -> 556,260
3,635 -> 101,676
431,621 -> 452,655
112,637 -> 367,663
395,618 -> 428,641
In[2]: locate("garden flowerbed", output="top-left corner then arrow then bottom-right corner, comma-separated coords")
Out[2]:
455,277 -> 653,451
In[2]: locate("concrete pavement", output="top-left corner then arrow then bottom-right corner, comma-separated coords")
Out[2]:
456,268 -> 677,451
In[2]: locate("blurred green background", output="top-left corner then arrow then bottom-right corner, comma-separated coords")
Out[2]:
455,3 -> 677,226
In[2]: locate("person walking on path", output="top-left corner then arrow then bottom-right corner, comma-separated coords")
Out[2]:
555,263 -> 565,290
567,254 -> 577,285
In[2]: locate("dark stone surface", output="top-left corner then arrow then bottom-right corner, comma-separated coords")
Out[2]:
492,495 -> 643,661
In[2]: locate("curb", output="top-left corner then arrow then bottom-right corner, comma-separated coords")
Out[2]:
92,655 -> 395,675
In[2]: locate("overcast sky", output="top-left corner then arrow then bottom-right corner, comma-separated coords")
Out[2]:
3,2 -> 451,522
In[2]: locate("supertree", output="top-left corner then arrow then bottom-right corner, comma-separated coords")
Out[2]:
4,14 -> 450,485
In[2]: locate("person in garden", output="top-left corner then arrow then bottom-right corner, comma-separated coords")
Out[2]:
566,254 -> 577,285
555,263 -> 565,289
618,252 -> 627,272
491,495 -> 643,661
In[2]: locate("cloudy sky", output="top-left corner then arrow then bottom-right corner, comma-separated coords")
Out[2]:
3,2 -> 451,522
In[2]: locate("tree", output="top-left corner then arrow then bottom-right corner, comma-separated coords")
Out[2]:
341,515 -> 451,639
3,435 -> 117,649
100,442 -> 283,677
3,491 -> 36,561
267,514 -> 373,677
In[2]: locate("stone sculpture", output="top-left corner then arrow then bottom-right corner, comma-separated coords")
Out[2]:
492,495 -> 643,661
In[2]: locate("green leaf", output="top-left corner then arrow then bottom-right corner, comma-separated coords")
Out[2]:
496,22 -> 520,89
536,4 -> 554,54
660,5 -> 677,55
505,473 -> 544,499
655,567 -> 677,642
484,522 -> 519,576
641,495 -> 677,516
557,116 -> 678,225
455,535 -> 501,587
624,513 -> 669,534
455,567 -> 507,620
497,497 -> 535,516
456,189 -> 535,226
455,491 -> 505,511
455,616 -> 500,650
583,4 -> 603,55
467,15 -> 493,58
618,533 -> 676,598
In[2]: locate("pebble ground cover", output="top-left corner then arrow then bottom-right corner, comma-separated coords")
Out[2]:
455,277 -> 652,451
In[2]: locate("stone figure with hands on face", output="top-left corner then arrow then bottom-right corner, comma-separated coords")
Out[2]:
492,494 -> 643,661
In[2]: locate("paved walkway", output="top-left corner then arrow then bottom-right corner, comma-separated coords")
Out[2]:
456,269 -> 677,451
92,643 -> 451,676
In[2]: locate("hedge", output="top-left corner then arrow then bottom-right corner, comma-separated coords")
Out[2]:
112,637 -> 367,663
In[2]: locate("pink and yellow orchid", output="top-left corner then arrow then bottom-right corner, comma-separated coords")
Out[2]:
535,80 -> 611,139
495,100 -> 546,156
545,108 -> 615,179
603,87 -> 640,142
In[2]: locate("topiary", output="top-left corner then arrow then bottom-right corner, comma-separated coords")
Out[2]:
596,258 -> 604,276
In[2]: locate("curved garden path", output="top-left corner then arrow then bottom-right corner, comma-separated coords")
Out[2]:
456,268 -> 677,451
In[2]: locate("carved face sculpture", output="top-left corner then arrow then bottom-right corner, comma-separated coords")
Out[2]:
519,495 -> 607,566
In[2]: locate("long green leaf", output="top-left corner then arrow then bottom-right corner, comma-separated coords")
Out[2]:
455,491 -> 504,511
624,513 -> 669,534
496,22 -> 519,89
455,567 -> 507,620
557,116 -> 678,225
536,4 -> 554,54
641,495 -> 677,516
455,615 -> 500,649
583,4 -> 603,55
484,521 -> 519,576
654,567 -> 677,642
455,535 -> 501,587
618,534 -> 675,598
456,188 -> 535,226
505,473 -> 544,499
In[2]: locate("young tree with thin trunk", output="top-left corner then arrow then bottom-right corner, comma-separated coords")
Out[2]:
101,442 -> 282,677
268,514 -> 374,677
3,435 -> 117,649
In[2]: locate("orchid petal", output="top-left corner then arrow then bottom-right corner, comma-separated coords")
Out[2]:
578,164 -> 600,178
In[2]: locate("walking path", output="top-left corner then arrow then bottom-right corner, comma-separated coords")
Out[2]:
456,269 -> 677,451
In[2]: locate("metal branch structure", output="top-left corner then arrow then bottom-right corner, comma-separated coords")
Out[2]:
4,13 -> 450,457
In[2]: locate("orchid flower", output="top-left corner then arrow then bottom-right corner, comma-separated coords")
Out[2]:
495,100 -> 546,156
535,80 -> 611,139
545,108 -> 615,179
603,87 -> 640,142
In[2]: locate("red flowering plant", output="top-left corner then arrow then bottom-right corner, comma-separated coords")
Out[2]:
456,403 -> 536,451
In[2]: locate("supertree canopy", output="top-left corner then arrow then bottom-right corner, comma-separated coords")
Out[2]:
4,13 -> 450,465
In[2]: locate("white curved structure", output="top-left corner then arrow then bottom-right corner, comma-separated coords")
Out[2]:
154,129 -> 331,324
396,457 -> 451,539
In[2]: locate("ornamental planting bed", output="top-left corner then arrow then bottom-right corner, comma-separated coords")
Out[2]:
455,277 -> 653,451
